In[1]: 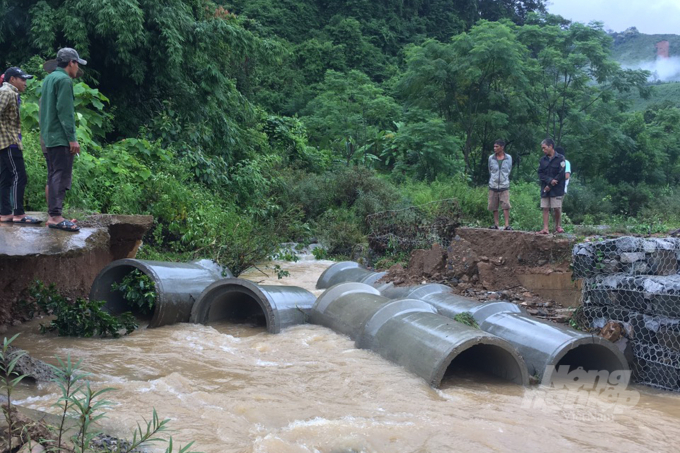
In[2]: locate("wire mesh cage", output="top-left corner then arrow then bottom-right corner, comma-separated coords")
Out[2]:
366,199 -> 460,255
574,237 -> 680,392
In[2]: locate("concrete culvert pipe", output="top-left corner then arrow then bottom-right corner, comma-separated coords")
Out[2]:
310,282 -> 388,340
368,311 -> 528,387
90,259 -> 228,328
312,282 -> 437,344
191,278 -> 317,333
323,263 -> 629,381
316,261 -> 385,289
311,283 -> 529,387
479,312 -> 629,382
380,282 -> 521,322
378,282 -> 629,381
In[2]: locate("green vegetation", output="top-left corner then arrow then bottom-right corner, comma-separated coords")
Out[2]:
111,269 -> 157,316
0,1 -> 679,273
29,282 -> 138,338
610,28 -> 680,62
0,334 -> 27,453
453,312 -> 479,329
568,306 -> 589,332
623,83 -> 680,111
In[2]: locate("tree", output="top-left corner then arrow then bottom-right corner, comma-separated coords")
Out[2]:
396,21 -> 533,183
384,111 -> 463,181
301,70 -> 401,165
0,0 -> 278,165
518,14 -> 651,145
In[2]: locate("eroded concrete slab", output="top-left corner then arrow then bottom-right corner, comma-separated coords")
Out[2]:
0,224 -> 105,256
0,214 -> 153,324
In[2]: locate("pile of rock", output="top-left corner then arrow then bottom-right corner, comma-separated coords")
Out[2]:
575,237 -> 680,391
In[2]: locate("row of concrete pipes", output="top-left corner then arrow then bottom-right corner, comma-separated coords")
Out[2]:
90,259 -> 629,388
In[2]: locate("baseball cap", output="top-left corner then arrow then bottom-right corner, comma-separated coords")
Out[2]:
56,48 -> 87,65
43,59 -> 84,78
3,67 -> 33,81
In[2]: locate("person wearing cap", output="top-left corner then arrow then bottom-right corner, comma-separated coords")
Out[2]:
40,47 -> 87,232
0,67 -> 42,224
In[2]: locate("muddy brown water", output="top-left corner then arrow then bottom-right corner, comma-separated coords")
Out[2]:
7,258 -> 680,452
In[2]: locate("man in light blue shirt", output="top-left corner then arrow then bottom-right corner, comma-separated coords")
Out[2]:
556,146 -> 571,193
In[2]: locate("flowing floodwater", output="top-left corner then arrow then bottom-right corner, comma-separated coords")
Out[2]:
7,257 -> 680,452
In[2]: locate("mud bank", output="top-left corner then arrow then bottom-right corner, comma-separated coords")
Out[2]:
382,227 -> 580,320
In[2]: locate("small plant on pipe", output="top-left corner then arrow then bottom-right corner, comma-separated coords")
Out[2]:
111,269 -> 157,315
453,312 -> 479,329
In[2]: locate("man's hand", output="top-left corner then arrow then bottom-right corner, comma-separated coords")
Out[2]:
550,179 -> 558,186
69,141 -> 80,155
544,185 -> 551,193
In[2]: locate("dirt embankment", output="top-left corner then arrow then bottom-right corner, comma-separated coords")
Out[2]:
382,227 -> 578,322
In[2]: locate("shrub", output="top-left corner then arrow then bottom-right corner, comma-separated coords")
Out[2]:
111,269 -> 157,316
397,176 -> 488,222
316,208 -> 366,256
29,281 -> 137,338
562,179 -> 614,224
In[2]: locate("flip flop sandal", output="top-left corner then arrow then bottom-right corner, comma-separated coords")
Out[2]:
14,216 -> 42,224
489,225 -> 499,229
48,219 -> 80,232
537,230 -> 549,235
555,227 -> 565,234
0,219 -> 14,223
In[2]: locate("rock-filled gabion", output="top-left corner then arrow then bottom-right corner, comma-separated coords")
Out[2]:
577,238 -> 680,392
573,237 -> 680,279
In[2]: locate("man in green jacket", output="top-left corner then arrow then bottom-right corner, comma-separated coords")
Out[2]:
40,48 -> 87,232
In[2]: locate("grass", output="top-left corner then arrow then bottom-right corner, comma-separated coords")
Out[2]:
397,177 -> 549,232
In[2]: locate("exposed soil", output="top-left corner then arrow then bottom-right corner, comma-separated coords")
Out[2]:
379,227 -> 578,322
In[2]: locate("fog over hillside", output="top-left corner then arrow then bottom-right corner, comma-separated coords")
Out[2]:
624,57 -> 680,82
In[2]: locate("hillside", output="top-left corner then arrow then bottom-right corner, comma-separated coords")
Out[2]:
623,82 -> 680,111
610,28 -> 680,110
611,28 -> 680,62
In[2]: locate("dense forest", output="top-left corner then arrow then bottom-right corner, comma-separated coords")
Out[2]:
1,0 -> 679,271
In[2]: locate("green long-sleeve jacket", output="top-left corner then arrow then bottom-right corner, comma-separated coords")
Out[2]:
40,68 -> 77,147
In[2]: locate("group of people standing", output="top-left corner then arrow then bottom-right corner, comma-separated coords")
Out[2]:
487,138 -> 571,234
0,47 -> 86,232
